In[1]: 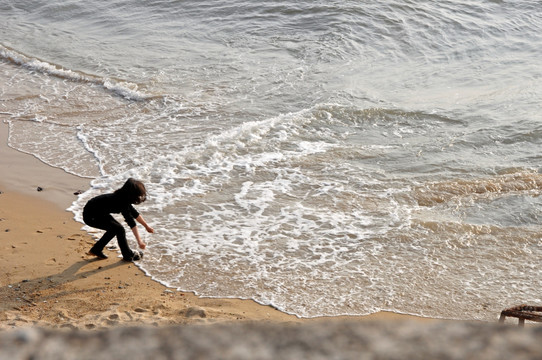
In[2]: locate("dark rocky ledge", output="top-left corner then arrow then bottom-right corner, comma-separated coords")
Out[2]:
1,320 -> 541,360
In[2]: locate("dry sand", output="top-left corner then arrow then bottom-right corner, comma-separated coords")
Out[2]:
0,120 -> 432,331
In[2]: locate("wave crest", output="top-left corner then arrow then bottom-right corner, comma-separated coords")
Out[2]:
414,171 -> 542,207
0,44 -> 151,101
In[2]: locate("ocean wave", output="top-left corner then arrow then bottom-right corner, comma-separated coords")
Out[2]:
414,171 -> 542,207
0,44 -> 151,101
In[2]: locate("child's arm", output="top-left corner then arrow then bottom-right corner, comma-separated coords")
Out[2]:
136,215 -> 154,233
131,226 -> 146,250
132,215 -> 154,250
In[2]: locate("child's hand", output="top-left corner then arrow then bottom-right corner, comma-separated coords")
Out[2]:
146,225 -> 155,234
138,241 -> 146,250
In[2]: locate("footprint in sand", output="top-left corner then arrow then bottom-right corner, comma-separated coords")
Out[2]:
106,313 -> 120,325
67,233 -> 84,241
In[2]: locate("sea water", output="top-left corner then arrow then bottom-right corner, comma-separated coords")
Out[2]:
1,0 -> 542,321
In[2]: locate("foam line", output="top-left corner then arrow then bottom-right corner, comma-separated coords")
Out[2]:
0,44 -> 149,101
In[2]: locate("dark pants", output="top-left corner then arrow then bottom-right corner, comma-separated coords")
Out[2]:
83,213 -> 133,259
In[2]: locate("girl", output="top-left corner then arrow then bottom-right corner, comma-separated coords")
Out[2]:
83,178 -> 154,261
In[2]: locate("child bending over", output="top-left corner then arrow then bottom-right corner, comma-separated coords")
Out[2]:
83,178 -> 154,261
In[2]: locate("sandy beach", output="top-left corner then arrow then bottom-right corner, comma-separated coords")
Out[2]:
0,121 -> 432,330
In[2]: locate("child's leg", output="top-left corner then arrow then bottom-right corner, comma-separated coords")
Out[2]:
86,215 -> 132,259
114,225 -> 134,260
92,228 -> 116,252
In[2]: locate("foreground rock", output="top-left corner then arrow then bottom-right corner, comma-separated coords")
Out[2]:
1,320 -> 540,360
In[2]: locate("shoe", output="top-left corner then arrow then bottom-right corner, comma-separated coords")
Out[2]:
124,250 -> 143,262
88,248 -> 108,259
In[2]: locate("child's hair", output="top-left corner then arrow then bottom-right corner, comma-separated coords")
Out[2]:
115,178 -> 147,204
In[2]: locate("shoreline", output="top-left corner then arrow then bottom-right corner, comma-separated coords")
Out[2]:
0,121 -> 91,211
0,120 -> 434,330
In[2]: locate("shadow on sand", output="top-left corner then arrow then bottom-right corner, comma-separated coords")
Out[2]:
1,258 -> 127,308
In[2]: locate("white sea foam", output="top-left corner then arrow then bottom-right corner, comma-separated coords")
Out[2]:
0,44 -> 150,101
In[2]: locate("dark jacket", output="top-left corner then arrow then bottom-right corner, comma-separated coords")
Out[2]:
83,193 -> 140,228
